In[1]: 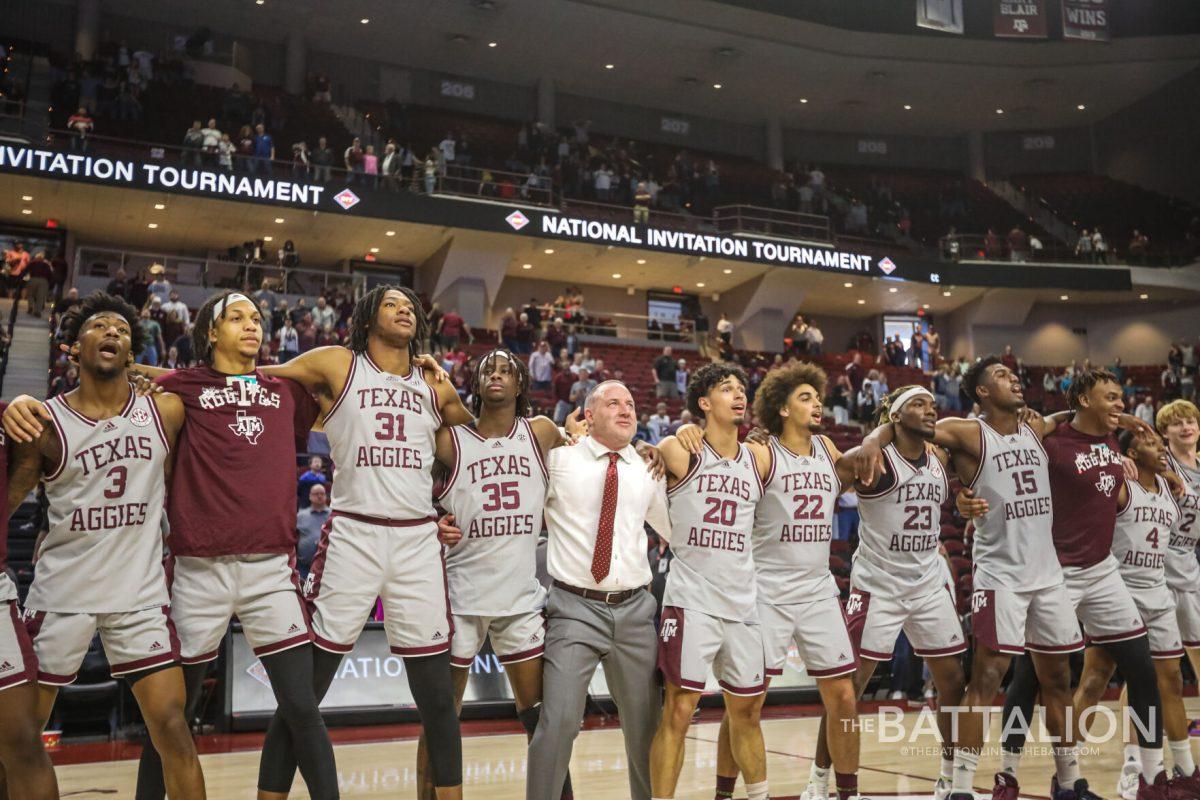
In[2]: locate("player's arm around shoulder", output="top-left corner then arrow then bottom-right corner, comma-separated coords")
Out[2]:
7,426 -> 57,521
259,345 -> 351,398
656,435 -> 694,487
528,414 -> 574,459
430,372 -> 474,427
933,415 -> 981,455
151,391 -> 186,446
433,425 -> 455,471
745,438 -> 773,485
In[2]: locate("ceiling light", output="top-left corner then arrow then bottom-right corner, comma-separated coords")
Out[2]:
843,282 -> 853,288
370,247 -> 380,254
385,230 -> 396,236
360,18 -> 369,24
922,304 -> 930,309
1076,104 -> 1086,110
712,83 -> 722,90
263,236 -> 273,242
20,195 -> 32,201
21,209 -> 32,215
612,273 -> 622,279
799,98 -> 808,104
605,64 -> 614,70
521,263 -> 532,270
153,203 -> 165,210
636,258 -> 646,264
696,282 -> 706,288
1139,293 -> 1149,300
995,108 -> 1004,114
147,222 -> 157,228
488,41 -> 497,48
274,217 -> 285,223
1060,294 -> 1069,301
857,299 -> 866,305
888,287 -> 898,293
723,268 -> 732,274
903,104 -> 912,110
255,0 -> 263,4
543,248 -> 554,254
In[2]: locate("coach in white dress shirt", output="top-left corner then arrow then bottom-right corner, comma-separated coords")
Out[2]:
527,380 -> 670,800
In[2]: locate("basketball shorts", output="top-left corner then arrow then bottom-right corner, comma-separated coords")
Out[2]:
0,601 -> 37,691
169,553 -> 311,664
1171,588 -> 1200,648
1062,560 -> 1146,644
760,595 -> 858,679
304,513 -> 451,657
450,611 -> 545,668
23,606 -> 179,684
970,582 -> 1084,656
657,606 -> 765,696
847,579 -> 967,662
1128,584 -> 1185,659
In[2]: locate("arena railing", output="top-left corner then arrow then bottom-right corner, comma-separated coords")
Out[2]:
712,204 -> 833,244
517,305 -> 703,344
940,233 -> 1197,268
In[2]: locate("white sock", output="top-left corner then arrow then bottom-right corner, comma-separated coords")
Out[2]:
1001,749 -> 1022,776
1124,744 -> 1142,773
1053,745 -> 1080,785
953,750 -> 980,793
746,780 -> 770,800
810,764 -> 831,788
1169,739 -> 1197,776
1141,746 -> 1166,782
941,756 -> 955,781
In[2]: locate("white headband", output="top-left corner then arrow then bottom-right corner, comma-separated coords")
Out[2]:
890,386 -> 935,416
477,349 -> 515,378
213,293 -> 254,321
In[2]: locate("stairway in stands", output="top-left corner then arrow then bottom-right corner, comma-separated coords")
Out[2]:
0,299 -> 51,402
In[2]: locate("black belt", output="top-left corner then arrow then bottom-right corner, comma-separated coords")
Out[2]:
553,580 -> 645,605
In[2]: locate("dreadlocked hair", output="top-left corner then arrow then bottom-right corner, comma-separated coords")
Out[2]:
60,291 -> 146,355
875,384 -> 927,428
752,361 -> 827,436
687,361 -> 749,420
191,291 -> 257,365
1065,368 -> 1119,411
469,348 -> 532,418
349,284 -> 427,356
961,355 -> 1002,408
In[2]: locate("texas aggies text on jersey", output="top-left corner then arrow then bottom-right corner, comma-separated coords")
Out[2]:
751,435 -> 842,606
967,421 -> 1060,591
26,393 -> 169,613
1165,452 -> 1200,592
1113,475 -> 1180,587
665,441 -> 763,623
437,417 -> 548,617
323,353 -> 442,520
156,368 -> 319,557
854,443 -> 949,598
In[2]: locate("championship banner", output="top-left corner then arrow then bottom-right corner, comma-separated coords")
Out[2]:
994,0 -> 1047,38
1062,0 -> 1109,41
916,0 -> 964,34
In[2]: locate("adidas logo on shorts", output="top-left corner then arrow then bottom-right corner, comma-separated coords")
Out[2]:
432,631 -> 444,640
0,660 -> 14,673
149,641 -> 163,652
288,623 -> 301,633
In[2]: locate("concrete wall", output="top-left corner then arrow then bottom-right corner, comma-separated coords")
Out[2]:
783,129 -> 966,171
983,126 -> 1094,178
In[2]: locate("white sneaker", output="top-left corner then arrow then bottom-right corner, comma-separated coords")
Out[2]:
933,777 -> 953,800
1116,768 -> 1139,800
800,783 -> 830,800
890,690 -> 904,700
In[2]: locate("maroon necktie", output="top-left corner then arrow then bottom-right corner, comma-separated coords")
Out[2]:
590,452 -> 620,583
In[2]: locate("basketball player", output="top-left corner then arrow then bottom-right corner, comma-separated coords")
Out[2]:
0,400 -> 60,800
4,292 -> 341,799
652,362 -> 772,800
1157,400 -> 1200,685
252,285 -> 473,799
415,348 -> 580,800
1074,429 -> 1200,798
806,385 -> 967,800
854,356 -> 1087,800
711,362 -> 866,800
4,292 -> 206,798
985,370 -> 1168,800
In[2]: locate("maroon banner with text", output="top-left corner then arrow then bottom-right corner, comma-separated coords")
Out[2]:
994,0 -> 1047,38
1061,0 -> 1110,41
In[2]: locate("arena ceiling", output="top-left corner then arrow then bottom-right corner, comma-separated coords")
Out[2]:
85,0 -> 1200,136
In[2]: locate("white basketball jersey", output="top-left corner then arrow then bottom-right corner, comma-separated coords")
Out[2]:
968,421 -> 1060,591
664,441 -> 762,623
751,435 -> 842,606
26,393 -> 169,613
1113,476 -> 1178,589
1165,452 -> 1200,592
438,417 -> 548,616
854,443 -> 950,598
324,352 -> 441,519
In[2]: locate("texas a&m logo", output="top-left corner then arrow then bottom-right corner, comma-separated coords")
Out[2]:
845,591 -> 864,617
660,617 -> 678,643
228,410 -> 264,445
971,590 -> 989,615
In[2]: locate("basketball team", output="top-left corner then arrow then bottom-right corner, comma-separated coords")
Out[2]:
0,286 -> 1198,800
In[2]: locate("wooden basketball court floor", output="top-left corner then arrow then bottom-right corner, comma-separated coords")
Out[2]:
49,698 -> 1200,799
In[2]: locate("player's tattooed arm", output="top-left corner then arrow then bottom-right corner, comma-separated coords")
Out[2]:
2,394 -> 51,443
655,435 -> 695,487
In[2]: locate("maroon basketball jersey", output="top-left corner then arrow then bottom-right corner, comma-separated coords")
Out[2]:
0,401 -> 9,574
1043,422 -> 1125,568
156,368 -> 319,557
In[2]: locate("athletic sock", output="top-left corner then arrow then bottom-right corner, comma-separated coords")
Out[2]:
1001,749 -> 1022,776
941,756 -> 955,781
1053,745 -> 1081,786
1169,740 -> 1196,776
952,750 -> 980,793
809,763 -> 831,790
716,775 -> 737,800
1124,744 -> 1141,771
835,771 -> 857,800
746,780 -> 769,800
1140,746 -> 1166,783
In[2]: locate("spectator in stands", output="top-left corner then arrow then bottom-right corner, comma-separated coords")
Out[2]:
379,142 -> 402,190
649,402 -> 671,444
551,358 -> 574,424
1043,369 -> 1058,396
1001,344 -> 1018,372
515,312 -> 534,354
1128,229 -> 1150,264
1135,395 -> 1156,426
983,227 -> 1000,260
1092,228 -> 1109,264
49,365 -> 78,397
147,264 -> 171,304
252,122 -> 275,176
653,345 -> 678,398
594,163 -> 613,201
438,131 -> 456,174
162,345 -> 184,370
633,181 -> 651,224
312,73 -> 332,103
910,329 -> 926,370
362,144 -> 379,187
162,290 -> 190,327
500,307 -> 519,352
568,366 -> 595,413
234,124 -> 254,172
254,278 -> 278,311
290,141 -> 310,181
545,317 -> 566,353
316,323 -> 339,348
3,240 -> 28,298
667,409 -> 694,437
296,483 -> 330,580
24,250 -> 53,317
296,312 -> 317,352
182,120 -> 204,166
297,456 -> 328,508
1181,367 -> 1196,402
1007,226 -> 1028,263
213,131 -> 234,171
689,309 -> 711,360
438,307 -> 468,349
805,319 -> 824,356
834,492 -> 859,542
716,312 -> 733,345
173,324 -> 194,366
137,307 -> 165,366
423,151 -> 438,192
856,380 -> 877,423
674,358 -> 689,397
200,118 -> 221,167
1029,234 -> 1044,259
53,286 -> 81,320
529,341 -> 554,392
309,136 -> 333,183
105,267 -> 128,299
276,316 -> 300,362
1075,228 -> 1093,261
312,295 -> 335,330
67,106 -> 93,152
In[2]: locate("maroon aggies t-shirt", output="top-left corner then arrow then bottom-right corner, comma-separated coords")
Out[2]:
156,368 -> 320,557
1043,422 -> 1126,569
